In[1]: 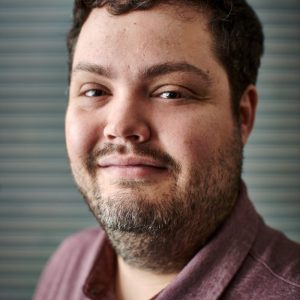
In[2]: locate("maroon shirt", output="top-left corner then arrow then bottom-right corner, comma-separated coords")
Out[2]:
34,184 -> 300,299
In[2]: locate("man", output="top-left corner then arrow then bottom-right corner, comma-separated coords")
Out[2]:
34,0 -> 300,299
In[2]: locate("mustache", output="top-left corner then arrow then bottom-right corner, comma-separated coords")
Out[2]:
86,143 -> 181,173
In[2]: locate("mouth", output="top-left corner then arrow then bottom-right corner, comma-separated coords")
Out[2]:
98,156 -> 168,179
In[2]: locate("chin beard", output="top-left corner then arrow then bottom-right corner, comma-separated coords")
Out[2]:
72,128 -> 243,273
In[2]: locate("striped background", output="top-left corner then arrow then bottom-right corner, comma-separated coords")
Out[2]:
0,0 -> 299,299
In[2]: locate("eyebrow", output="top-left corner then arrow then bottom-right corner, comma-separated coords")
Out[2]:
141,62 -> 212,84
72,61 -> 212,84
73,62 -> 115,78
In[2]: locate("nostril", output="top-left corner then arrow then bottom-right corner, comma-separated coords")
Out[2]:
106,133 -> 141,141
129,134 -> 142,141
103,118 -> 151,143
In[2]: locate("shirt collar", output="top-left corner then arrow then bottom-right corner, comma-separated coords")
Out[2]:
83,236 -> 116,299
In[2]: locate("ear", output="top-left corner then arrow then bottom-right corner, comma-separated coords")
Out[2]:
239,85 -> 258,145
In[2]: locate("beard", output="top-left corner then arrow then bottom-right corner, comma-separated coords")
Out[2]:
70,126 -> 243,273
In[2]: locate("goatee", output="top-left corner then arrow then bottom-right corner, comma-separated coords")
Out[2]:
71,127 -> 243,273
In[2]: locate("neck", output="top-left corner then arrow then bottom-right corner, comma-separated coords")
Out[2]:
116,256 -> 178,300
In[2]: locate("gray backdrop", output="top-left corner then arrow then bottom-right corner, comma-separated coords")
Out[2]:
0,0 -> 299,299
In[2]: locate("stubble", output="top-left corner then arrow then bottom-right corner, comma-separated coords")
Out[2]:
71,127 -> 243,273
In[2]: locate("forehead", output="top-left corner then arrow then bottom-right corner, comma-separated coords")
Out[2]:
72,4 -> 227,85
76,6 -> 208,56
83,4 -> 209,37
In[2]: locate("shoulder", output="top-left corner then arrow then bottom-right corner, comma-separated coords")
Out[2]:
251,223 -> 300,281
227,220 -> 300,299
48,227 -> 105,268
57,227 -> 104,253
34,227 -> 105,300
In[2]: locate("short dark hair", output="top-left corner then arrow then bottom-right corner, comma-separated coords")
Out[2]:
67,0 -> 264,117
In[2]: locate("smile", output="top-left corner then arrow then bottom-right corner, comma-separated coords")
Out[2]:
98,156 -> 168,179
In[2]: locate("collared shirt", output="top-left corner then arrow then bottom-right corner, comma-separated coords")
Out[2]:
34,184 -> 300,299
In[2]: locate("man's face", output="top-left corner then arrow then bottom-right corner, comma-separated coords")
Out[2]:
66,5 -> 243,245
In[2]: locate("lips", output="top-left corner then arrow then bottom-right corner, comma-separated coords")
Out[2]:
98,156 -> 167,169
98,156 -> 168,178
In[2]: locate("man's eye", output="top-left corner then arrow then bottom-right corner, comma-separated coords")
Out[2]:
159,91 -> 184,99
84,89 -> 107,97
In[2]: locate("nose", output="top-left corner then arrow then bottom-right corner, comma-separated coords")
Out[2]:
103,98 -> 151,144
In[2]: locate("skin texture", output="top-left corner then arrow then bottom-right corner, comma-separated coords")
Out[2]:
65,4 -> 257,299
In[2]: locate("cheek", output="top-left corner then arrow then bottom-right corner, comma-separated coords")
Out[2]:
65,110 -> 100,160
159,116 -> 213,158
158,114 -> 229,169
181,131 -> 212,166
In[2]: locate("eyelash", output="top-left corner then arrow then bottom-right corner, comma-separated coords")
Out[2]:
80,84 -> 201,102
155,89 -> 193,100
84,89 -> 108,97
83,89 -> 192,101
